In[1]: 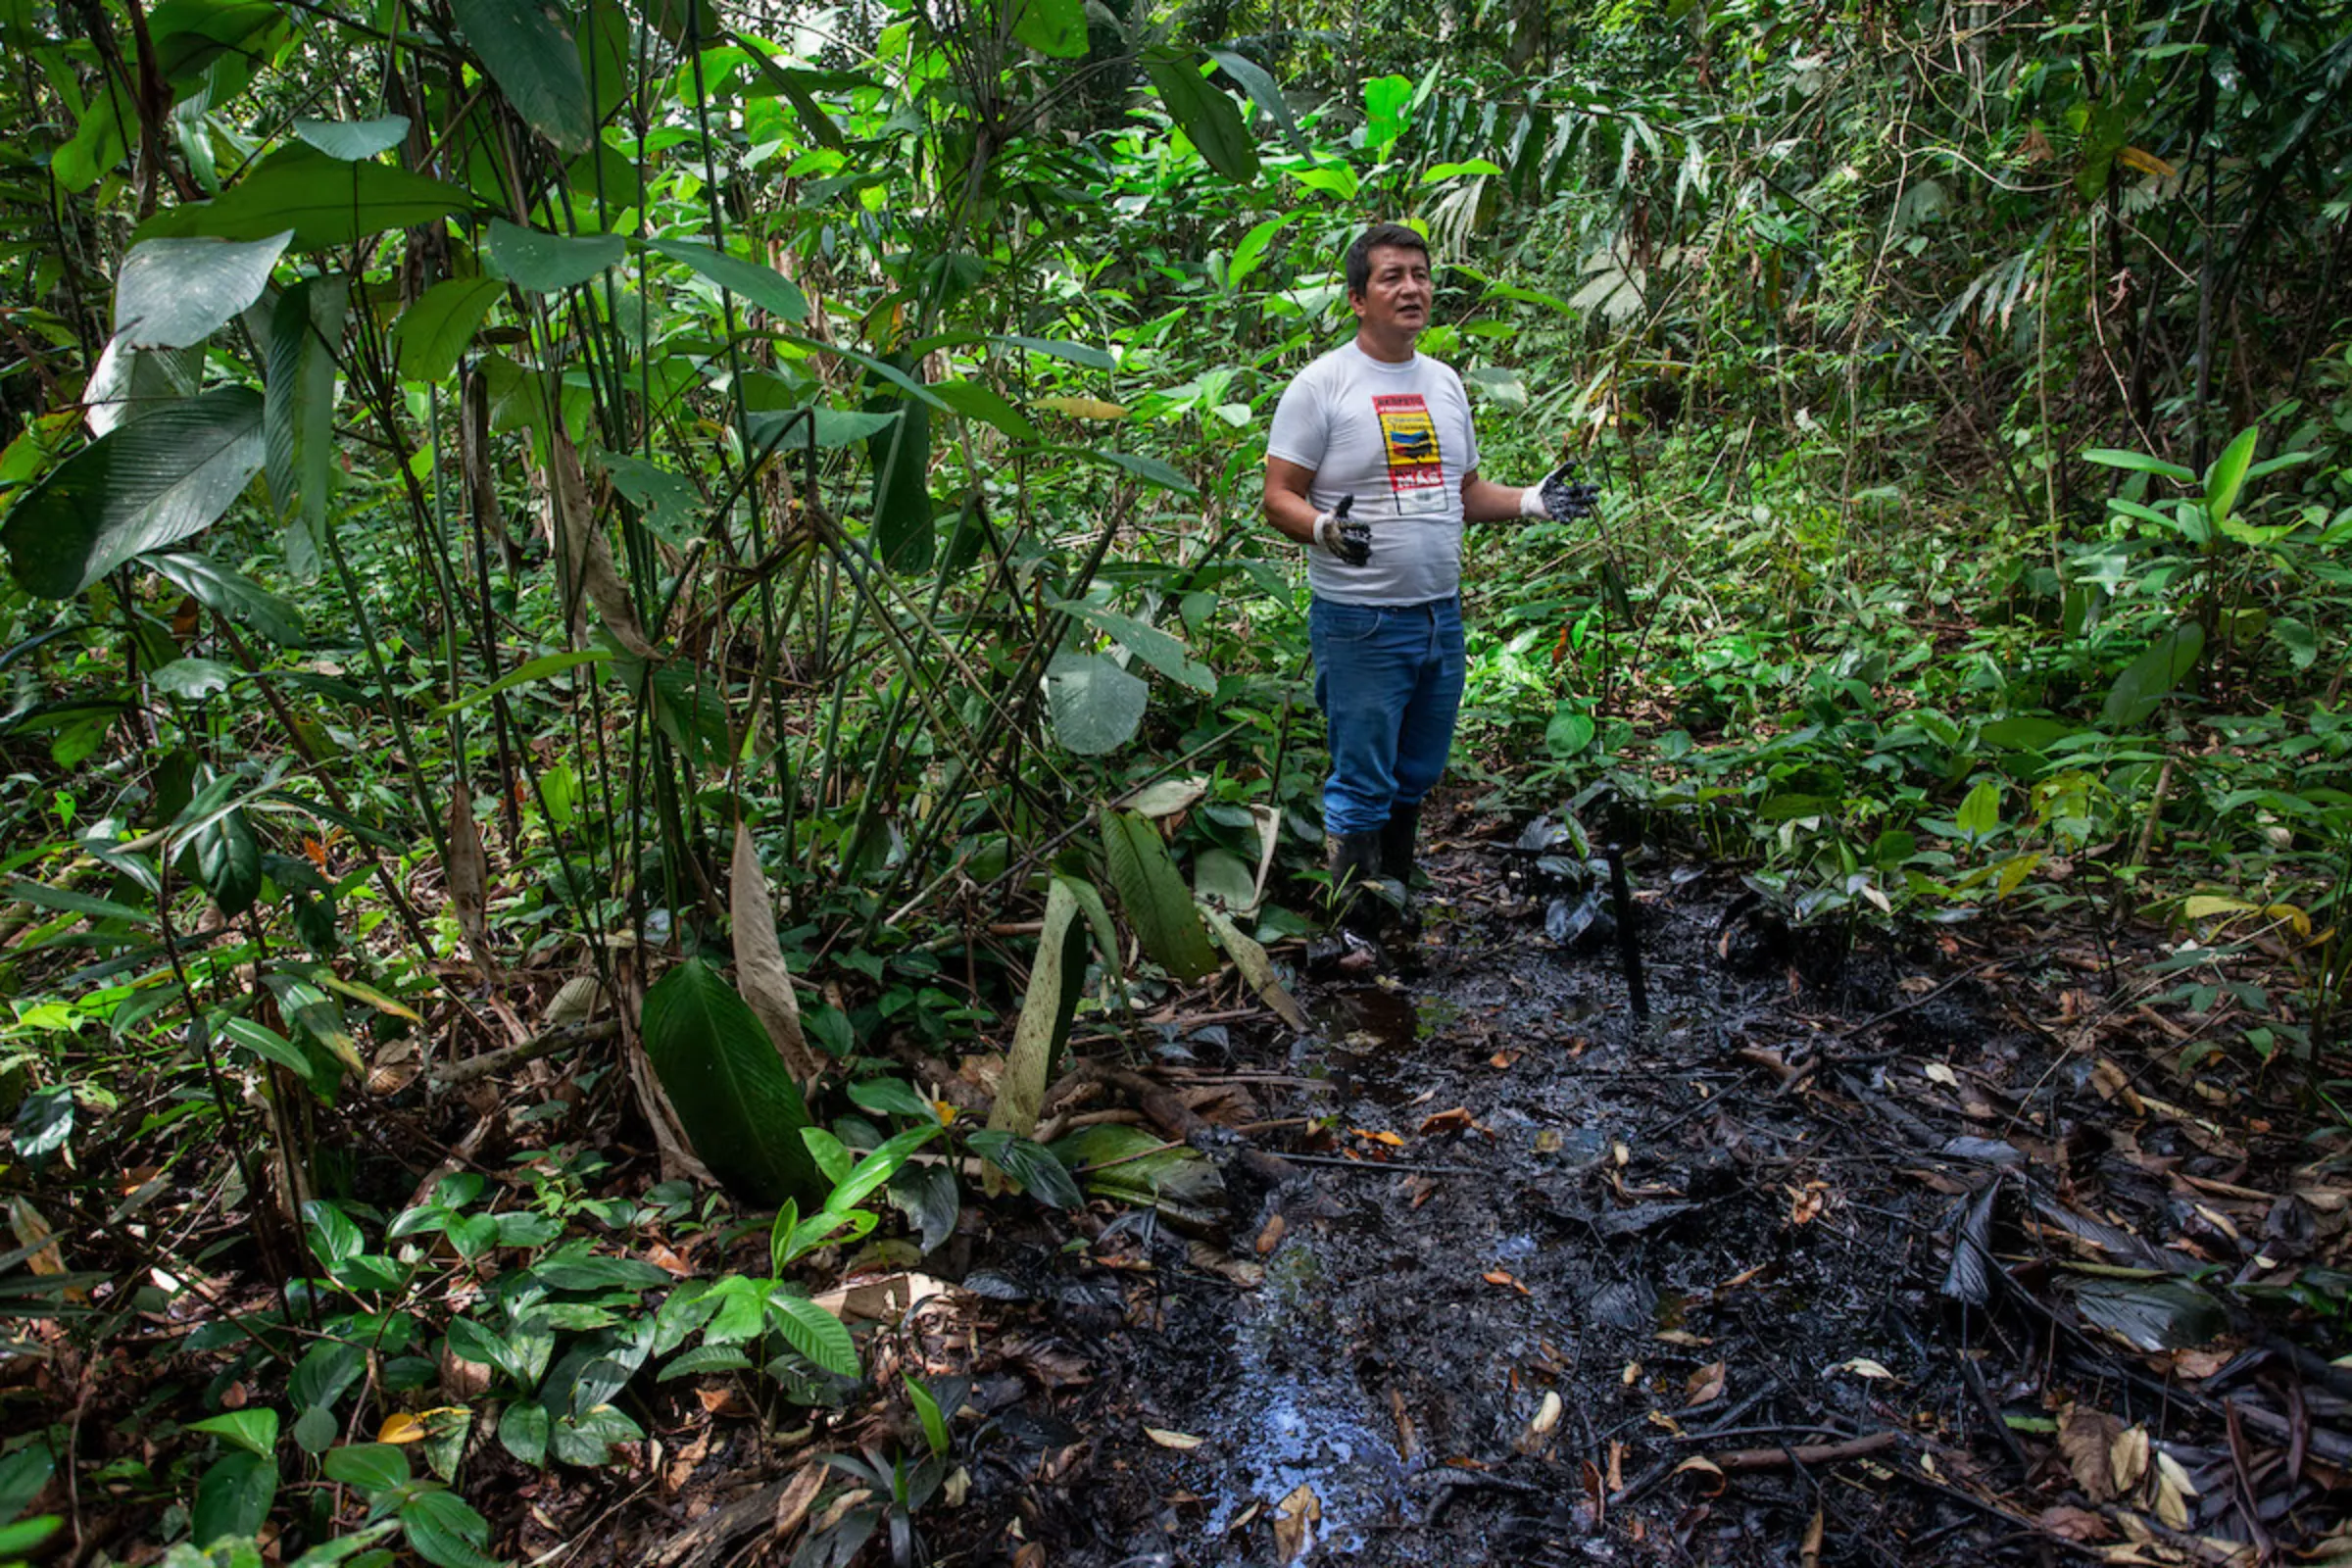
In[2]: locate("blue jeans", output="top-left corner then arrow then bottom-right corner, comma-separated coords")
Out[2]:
1309,595 -> 1466,837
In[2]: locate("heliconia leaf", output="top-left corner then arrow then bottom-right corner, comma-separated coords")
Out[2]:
132,148 -> 470,249
1143,47 -> 1259,184
114,231 -> 292,350
991,878 -> 1087,1139
1206,48 -> 1311,157
2102,621 -> 2205,731
448,0 -> 593,152
292,115 -> 411,160
640,959 -> 822,1206
149,552 -> 306,647
1100,811 -> 1219,980
646,235 -> 808,322
1045,652 -> 1147,755
390,276 -> 505,384
264,276 -> 348,579
2,387 -> 264,598
488,219 -> 623,294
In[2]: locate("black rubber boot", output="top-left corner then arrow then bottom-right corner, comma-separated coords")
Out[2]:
1309,830 -> 1388,975
1380,803 -> 1422,891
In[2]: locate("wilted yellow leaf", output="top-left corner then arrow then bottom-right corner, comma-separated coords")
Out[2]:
378,1413 -> 427,1445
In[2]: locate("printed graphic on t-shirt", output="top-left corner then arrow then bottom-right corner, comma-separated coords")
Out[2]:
1373,393 -> 1445,512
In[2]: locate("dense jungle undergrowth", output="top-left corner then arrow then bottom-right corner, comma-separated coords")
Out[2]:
2,0 -> 2351,1561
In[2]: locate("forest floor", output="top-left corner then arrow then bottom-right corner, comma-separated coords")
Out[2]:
881,804 -> 2352,1568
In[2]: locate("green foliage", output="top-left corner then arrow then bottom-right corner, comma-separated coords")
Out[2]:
641,961 -> 821,1207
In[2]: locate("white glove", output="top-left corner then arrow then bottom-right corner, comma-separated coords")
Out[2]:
1313,498 -> 1371,565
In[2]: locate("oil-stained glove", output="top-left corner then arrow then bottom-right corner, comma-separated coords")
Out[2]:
1314,495 -> 1372,566
1520,462 -> 1602,522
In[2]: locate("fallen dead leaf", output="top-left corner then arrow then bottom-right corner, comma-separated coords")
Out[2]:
1685,1361 -> 1727,1406
771,1463 -> 824,1539
378,1413 -> 427,1445
1787,1182 -> 1830,1226
1418,1106 -> 1481,1136
1833,1357 -> 1897,1381
1145,1428 -> 1204,1450
2152,1449 -> 2198,1530
2059,1404 -> 2124,1502
1254,1213 -> 1286,1255
1273,1482 -> 1319,1563
2036,1504 -> 2115,1542
1673,1455 -> 1726,1494
1351,1128 -> 1405,1148
1924,1062 -> 1960,1087
2109,1424 -> 2150,1494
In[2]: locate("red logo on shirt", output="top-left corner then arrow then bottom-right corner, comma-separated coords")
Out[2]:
1373,394 -> 1444,500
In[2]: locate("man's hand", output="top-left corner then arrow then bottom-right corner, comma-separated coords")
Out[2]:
1520,462 -> 1603,522
1314,496 -> 1373,565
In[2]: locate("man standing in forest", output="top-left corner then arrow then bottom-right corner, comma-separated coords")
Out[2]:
1263,220 -> 1593,963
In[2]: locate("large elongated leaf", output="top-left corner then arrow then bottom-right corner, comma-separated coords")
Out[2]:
265,276 -> 348,579
1207,48 -> 1311,157
1051,600 -> 1214,693
133,150 -> 470,249
149,552 -> 304,646
3,387 -> 264,598
732,819 -> 818,1082
489,220 -> 623,293
2202,425 -> 2260,531
1045,652 -> 1146,754
647,236 -> 808,322
640,959 -> 822,1206
449,0 -> 593,152
1101,811 -> 1219,980
869,390 -> 933,573
1013,0 -> 1087,57
293,115 -> 411,160
390,276 -> 505,384
2102,621 -> 2205,731
1143,48 -> 1258,184
115,231 -> 291,349
992,878 -> 1086,1139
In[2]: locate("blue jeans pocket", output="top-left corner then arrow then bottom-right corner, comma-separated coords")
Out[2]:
1314,602 -> 1382,644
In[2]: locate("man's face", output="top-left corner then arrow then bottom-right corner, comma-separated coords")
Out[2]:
1351,244 -> 1432,338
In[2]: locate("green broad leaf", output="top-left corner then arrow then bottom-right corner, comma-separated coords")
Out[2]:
647,235 -> 808,322
152,658 -> 236,699
399,1488 -> 502,1568
641,959 -> 821,1206
967,1129 -> 1084,1209
1078,446 -> 1197,495
488,219 -> 623,293
4,879 -> 156,925
658,1346 -> 755,1381
1207,48 -> 1312,158
772,331 -> 951,413
992,878 -> 1086,1139
264,275 -> 348,577
293,115 -> 410,160
931,377 -> 1036,440
2271,616 -> 2319,670
193,805 -> 263,915
149,552 -> 305,646
1954,779 -> 2001,843
1193,849 -> 1257,912
220,1015 -> 314,1082
886,1161 -> 959,1253
2201,424 -> 2259,530
1979,715 -> 2076,752
292,1404 -> 339,1453
114,230 -> 292,349
450,0 -> 592,152
906,1376 -> 950,1458
768,1293 -> 858,1378
2102,620 -> 2205,731
302,1198 -> 364,1267
429,648 -> 611,717
1144,47 -> 1258,184
828,1123 -> 944,1214
188,1409 -> 280,1459
320,1442 -> 410,1494
596,452 -> 701,544
846,1077 -> 932,1118
1100,810 -> 1219,980
868,391 -> 933,573
1013,0 -> 1086,56
1044,652 -> 1147,755
2082,446 -> 2194,483
746,405 -> 901,453
133,149 -> 470,248
802,1128 -> 854,1187
1544,708 -> 1595,758
497,1400 -> 549,1467
1051,600 -> 1214,693
390,275 -> 504,385
735,50 -> 849,152
995,334 -> 1115,370
2,386 -> 264,599
191,1450 -> 277,1547
1461,366 -> 1528,407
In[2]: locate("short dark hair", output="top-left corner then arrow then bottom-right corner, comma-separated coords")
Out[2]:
1346,222 -> 1430,298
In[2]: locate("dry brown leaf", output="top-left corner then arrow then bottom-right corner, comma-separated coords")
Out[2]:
1272,1482 -> 1320,1563
2151,1449 -> 2198,1531
544,425 -> 654,656
731,819 -> 818,1082
1685,1360 -> 1727,1407
1419,1106 -> 1480,1136
2036,1504 -> 2115,1543
1482,1269 -> 1530,1296
8,1198 -> 66,1282
1254,1213 -> 1286,1255
1672,1455 -> 1725,1494
2169,1347 -> 2233,1380
2109,1424 -> 2150,1494
2059,1404 -> 2125,1502
1144,1427 -> 1203,1450
1186,1240 -> 1264,1289
444,784 -> 489,963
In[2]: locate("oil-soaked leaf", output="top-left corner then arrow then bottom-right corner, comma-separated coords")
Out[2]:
2067,1277 -> 2227,1351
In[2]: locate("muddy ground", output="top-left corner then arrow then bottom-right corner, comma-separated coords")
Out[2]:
910,820 -> 2352,1568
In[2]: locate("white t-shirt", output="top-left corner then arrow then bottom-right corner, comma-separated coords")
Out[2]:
1265,342 -> 1481,606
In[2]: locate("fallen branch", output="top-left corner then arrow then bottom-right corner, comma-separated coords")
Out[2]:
1708,1430 -> 1902,1471
429,1018 -> 620,1086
